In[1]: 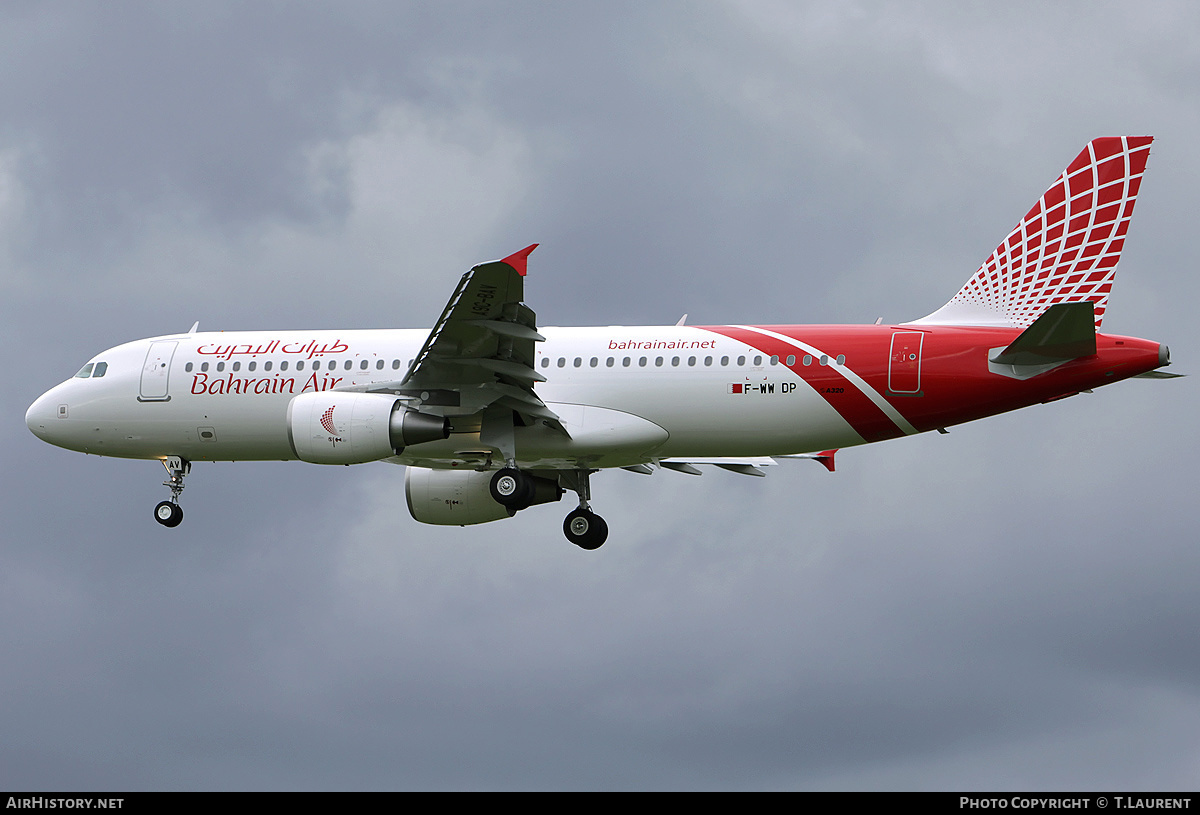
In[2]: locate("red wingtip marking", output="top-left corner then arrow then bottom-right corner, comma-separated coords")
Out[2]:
501,244 -> 539,276
816,449 -> 837,473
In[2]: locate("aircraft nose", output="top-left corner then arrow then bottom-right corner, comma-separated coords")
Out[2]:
26,391 -> 58,441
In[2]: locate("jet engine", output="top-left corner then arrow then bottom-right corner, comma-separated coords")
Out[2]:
405,467 -> 562,525
287,392 -> 448,464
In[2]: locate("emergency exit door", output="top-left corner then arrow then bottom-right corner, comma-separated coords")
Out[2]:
888,332 -> 924,394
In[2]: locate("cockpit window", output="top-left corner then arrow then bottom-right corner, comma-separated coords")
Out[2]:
74,363 -> 94,378
92,362 -> 108,378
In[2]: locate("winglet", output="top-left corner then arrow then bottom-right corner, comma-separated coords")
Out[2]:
777,449 -> 838,472
814,449 -> 837,473
500,244 -> 539,276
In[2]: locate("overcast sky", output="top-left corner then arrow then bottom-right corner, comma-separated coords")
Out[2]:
3,1 -> 1199,791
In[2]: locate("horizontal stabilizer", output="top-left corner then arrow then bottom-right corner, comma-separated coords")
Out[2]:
990,302 -> 1096,366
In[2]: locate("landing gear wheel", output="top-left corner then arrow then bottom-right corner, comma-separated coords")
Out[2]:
490,467 -> 533,507
154,501 -> 183,528
564,508 -> 608,550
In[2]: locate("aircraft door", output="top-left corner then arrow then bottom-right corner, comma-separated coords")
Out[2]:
140,341 -> 178,401
888,331 -> 923,394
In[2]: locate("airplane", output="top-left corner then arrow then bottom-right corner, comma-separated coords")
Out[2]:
25,136 -> 1177,549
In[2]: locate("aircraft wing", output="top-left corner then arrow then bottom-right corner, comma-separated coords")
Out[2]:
650,450 -> 838,476
356,245 -> 565,433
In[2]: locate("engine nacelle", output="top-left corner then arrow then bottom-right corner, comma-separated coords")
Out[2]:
405,467 -> 563,526
405,467 -> 515,525
287,392 -> 448,465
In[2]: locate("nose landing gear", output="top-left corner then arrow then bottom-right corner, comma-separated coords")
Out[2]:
154,456 -> 190,528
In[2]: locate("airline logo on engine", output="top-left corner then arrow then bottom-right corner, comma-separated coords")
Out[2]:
320,406 -> 338,435
320,406 -> 343,447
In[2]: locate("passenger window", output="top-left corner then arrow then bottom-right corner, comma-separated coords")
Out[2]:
74,363 -> 94,378
836,354 -> 846,366
201,362 -> 209,372
216,362 -> 225,372
623,357 -> 631,367
770,355 -> 778,365
590,357 -> 598,367
264,361 -> 273,371
737,356 -> 745,366
688,356 -> 696,366
574,358 -> 582,368
376,360 -> 384,370
721,356 -> 729,366
786,355 -> 795,366
655,356 -> 664,367
557,358 -> 566,368
541,358 -> 550,368
360,360 -> 368,370
819,355 -> 828,366
704,356 -> 712,366
671,356 -> 679,366
233,361 -> 241,372
184,362 -> 193,373
329,361 -> 337,370
248,361 -> 257,371
803,355 -> 812,366
280,361 -> 288,371
606,357 -> 614,367
344,360 -> 352,370
393,360 -> 402,370
639,357 -> 647,367
753,355 -> 762,366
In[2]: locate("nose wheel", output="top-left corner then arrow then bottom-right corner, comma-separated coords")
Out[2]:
154,456 -> 190,528
154,500 -> 183,527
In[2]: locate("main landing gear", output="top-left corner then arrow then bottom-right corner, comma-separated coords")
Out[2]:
153,456 -> 190,528
488,465 -> 609,550
563,507 -> 608,551
489,467 -> 534,507
557,469 -> 608,550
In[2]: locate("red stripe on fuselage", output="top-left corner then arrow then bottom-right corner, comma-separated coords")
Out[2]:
695,324 -> 1164,440
698,325 -> 907,443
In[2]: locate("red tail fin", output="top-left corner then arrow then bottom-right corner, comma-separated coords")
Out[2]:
913,137 -> 1152,329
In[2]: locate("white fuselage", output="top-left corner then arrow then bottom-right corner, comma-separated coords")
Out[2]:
26,326 -> 867,470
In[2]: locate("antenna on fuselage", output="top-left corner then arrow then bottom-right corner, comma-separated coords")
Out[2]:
187,321 -> 199,335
